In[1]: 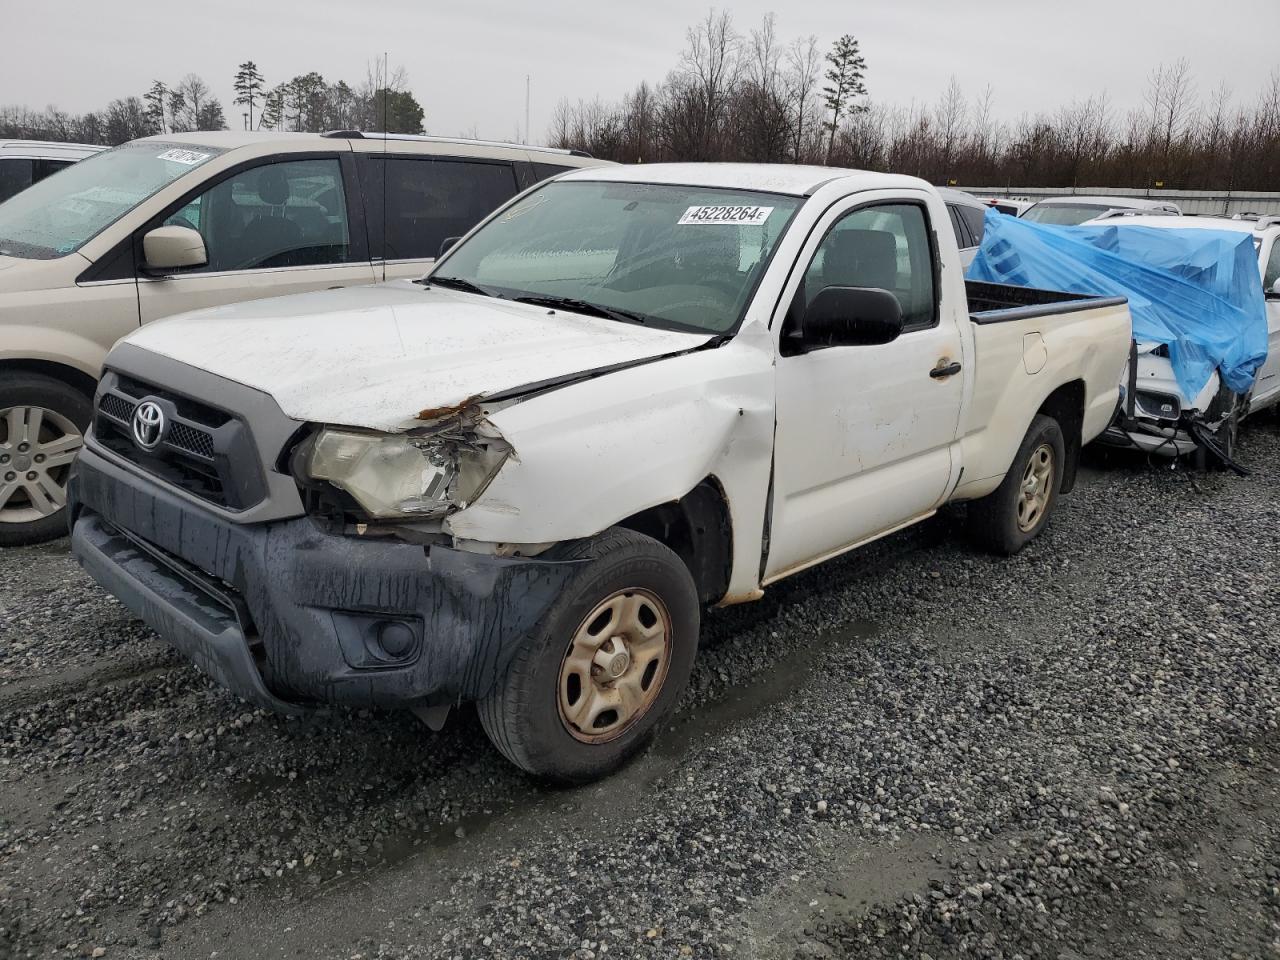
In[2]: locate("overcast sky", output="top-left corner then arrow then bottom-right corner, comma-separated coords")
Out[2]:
8,0 -> 1279,141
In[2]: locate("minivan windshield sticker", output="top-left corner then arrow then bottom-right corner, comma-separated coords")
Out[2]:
678,205 -> 773,226
157,149 -> 211,165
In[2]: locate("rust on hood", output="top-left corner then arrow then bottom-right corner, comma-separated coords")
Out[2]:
417,393 -> 486,422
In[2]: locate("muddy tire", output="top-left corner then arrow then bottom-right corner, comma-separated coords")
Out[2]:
478,527 -> 700,784
0,373 -> 91,548
967,414 -> 1065,556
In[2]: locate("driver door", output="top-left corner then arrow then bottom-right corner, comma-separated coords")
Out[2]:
764,194 -> 965,581
137,155 -> 375,323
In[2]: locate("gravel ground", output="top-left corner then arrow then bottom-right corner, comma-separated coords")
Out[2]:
2,418 -> 1279,960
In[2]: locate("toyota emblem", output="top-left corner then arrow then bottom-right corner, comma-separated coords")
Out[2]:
131,400 -> 166,451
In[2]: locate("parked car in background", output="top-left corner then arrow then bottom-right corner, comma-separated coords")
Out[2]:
939,187 -> 988,267
69,163 -> 1132,781
1084,212 -> 1280,459
0,139 -> 104,203
1021,195 -> 1181,226
982,197 -> 1035,217
0,130 -> 606,545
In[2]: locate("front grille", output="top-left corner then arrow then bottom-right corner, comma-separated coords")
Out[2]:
94,372 -> 266,510
167,421 -> 216,459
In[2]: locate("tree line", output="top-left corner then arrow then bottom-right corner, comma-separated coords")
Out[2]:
548,11 -> 1280,192
0,61 -> 425,146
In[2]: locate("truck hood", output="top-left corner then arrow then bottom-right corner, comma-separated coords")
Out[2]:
122,280 -> 713,431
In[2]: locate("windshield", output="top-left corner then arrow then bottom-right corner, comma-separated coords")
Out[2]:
0,141 -> 224,259
432,180 -> 804,334
1021,202 -> 1117,226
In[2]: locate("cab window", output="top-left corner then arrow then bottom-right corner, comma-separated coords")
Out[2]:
1265,239 -> 1280,293
791,202 -> 937,339
163,158 -> 353,272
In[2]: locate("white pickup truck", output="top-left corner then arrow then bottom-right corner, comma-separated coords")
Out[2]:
68,164 -> 1132,782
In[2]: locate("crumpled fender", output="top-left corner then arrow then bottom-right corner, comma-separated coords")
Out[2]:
445,323 -> 776,600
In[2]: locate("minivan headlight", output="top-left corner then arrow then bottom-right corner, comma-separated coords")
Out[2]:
303,428 -> 509,520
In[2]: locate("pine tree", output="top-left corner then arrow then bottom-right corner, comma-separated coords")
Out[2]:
143,80 -> 168,134
233,61 -> 265,130
822,35 -> 868,164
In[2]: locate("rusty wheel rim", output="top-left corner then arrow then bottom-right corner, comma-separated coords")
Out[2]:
1016,442 -> 1054,533
557,588 -> 673,744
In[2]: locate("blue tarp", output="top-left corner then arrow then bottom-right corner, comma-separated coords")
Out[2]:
966,209 -> 1268,400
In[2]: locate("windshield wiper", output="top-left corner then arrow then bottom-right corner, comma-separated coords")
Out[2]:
422,275 -> 497,298
513,294 -> 648,326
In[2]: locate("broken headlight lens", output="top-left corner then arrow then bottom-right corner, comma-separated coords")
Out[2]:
304,429 -> 508,520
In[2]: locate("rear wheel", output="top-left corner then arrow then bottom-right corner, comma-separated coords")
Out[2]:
967,414 -> 1065,555
478,527 -> 699,783
0,373 -> 91,547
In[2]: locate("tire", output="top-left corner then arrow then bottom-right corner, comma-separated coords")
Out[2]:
0,372 -> 92,548
478,527 -> 700,784
1194,389 -> 1241,471
967,414 -> 1066,556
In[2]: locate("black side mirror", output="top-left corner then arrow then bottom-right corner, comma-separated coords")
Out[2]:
803,286 -> 905,349
438,236 -> 462,259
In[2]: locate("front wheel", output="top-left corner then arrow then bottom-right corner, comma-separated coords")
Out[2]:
967,414 -> 1066,555
0,373 -> 91,548
478,527 -> 700,783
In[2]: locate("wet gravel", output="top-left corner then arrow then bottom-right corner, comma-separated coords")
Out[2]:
2,418 -> 1279,960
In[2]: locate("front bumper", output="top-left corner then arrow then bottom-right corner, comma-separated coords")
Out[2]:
1097,423 -> 1197,458
69,444 -> 581,714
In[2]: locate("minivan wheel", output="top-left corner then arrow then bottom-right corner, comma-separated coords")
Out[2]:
478,527 -> 699,783
0,373 -> 91,547
967,414 -> 1065,556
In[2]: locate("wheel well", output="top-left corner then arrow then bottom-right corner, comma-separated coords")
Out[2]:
1037,380 -> 1085,494
617,478 -> 733,605
0,359 -> 97,399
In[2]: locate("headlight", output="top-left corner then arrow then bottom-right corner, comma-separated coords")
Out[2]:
304,428 -> 509,520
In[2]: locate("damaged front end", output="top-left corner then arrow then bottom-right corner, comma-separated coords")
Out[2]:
293,403 -> 513,526
1103,341 -> 1244,469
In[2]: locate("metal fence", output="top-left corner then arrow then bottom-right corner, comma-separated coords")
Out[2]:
954,186 -> 1280,217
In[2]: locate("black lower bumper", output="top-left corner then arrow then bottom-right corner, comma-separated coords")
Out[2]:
69,445 -> 581,714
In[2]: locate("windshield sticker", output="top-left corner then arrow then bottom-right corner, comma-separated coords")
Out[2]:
678,205 -> 774,226
157,149 -> 210,165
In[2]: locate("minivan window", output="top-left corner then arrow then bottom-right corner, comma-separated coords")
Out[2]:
162,158 -> 354,272
0,141 -> 224,260
362,157 -> 519,261
1265,239 -> 1280,292
0,158 -> 34,204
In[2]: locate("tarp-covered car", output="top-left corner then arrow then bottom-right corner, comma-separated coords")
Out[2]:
967,209 -> 1274,462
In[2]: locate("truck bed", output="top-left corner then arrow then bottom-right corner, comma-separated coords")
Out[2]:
967,280 -> 1128,324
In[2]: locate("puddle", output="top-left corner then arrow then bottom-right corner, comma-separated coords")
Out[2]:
654,617 -> 878,761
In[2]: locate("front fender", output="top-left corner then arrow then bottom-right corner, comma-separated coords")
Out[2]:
445,335 -> 776,600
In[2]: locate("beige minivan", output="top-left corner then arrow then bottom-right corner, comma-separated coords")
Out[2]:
0,131 -> 605,544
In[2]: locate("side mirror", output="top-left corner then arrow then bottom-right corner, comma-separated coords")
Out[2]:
143,226 -> 207,272
438,236 -> 462,259
803,286 -> 905,349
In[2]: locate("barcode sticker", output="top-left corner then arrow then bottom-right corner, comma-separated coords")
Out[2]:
157,149 -> 210,165
678,205 -> 773,226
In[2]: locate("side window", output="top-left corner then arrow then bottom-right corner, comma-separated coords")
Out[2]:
946,204 -> 973,249
163,157 -> 353,272
957,204 -> 986,244
363,157 -> 518,261
794,203 -> 936,336
0,158 -> 34,204
1265,240 -> 1280,293
532,161 -> 574,182
34,159 -> 74,184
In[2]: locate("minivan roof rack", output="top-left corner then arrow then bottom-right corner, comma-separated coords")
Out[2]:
320,129 -> 589,158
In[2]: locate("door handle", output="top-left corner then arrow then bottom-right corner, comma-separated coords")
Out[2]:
930,360 -> 962,379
